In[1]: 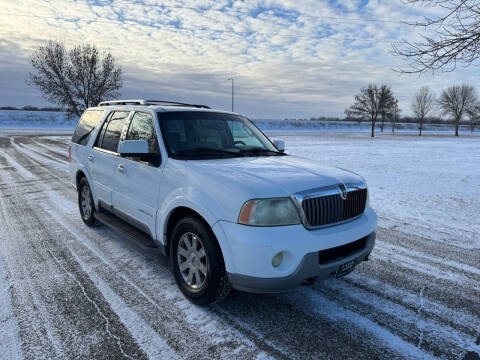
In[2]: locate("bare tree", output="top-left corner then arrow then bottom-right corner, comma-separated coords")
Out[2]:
467,104 -> 480,131
411,86 -> 435,136
438,84 -> 478,136
346,84 -> 400,137
27,41 -> 123,117
345,85 -> 378,137
378,85 -> 397,132
393,0 -> 480,73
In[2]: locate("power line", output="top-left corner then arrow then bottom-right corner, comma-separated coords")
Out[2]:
0,12 -> 401,43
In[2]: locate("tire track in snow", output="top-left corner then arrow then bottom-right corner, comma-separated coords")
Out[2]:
0,252 -> 23,359
0,150 -> 148,359
311,275 -> 478,356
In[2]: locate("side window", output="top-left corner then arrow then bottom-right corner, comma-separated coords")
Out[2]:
71,110 -> 104,145
96,111 -> 130,152
125,112 -> 159,153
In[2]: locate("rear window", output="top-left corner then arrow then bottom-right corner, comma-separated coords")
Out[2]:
72,110 -> 104,145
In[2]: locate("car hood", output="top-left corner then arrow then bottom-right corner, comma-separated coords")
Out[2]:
183,155 -> 364,198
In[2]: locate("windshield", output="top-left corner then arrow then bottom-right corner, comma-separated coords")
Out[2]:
157,111 -> 283,159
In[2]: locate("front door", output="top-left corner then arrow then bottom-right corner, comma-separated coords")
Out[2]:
112,111 -> 163,238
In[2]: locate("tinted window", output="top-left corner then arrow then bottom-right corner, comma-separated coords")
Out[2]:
97,111 -> 129,152
71,110 -> 104,145
126,112 -> 159,153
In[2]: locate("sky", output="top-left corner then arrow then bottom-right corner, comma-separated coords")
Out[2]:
0,0 -> 478,118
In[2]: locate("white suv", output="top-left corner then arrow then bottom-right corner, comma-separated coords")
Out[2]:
69,100 -> 377,304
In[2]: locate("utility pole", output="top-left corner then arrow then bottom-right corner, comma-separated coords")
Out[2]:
392,103 -> 397,136
228,77 -> 234,112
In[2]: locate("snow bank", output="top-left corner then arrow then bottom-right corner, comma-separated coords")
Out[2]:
0,110 -> 77,130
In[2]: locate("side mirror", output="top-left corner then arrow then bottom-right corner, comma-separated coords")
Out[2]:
118,140 -> 149,156
273,140 -> 285,153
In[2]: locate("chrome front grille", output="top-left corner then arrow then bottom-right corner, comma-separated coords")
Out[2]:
301,187 -> 367,228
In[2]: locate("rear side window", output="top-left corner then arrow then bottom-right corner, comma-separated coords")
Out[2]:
96,111 -> 130,152
125,112 -> 159,153
71,110 -> 104,145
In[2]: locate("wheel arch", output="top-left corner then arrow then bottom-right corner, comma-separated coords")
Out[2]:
164,207 -> 212,254
75,169 -> 87,188
163,206 -> 236,270
75,169 -> 98,209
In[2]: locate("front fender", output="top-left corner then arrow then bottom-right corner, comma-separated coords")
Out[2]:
156,187 -> 236,275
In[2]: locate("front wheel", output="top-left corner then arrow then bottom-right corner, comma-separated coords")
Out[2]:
170,217 -> 231,304
78,177 -> 98,227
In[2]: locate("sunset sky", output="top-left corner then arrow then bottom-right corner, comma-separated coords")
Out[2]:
0,0 -> 477,118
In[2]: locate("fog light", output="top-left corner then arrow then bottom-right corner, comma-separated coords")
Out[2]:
272,252 -> 284,267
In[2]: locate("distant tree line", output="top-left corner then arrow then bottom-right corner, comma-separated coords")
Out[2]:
0,105 -> 63,111
344,83 -> 479,137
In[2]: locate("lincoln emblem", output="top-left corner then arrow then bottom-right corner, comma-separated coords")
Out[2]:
339,184 -> 348,200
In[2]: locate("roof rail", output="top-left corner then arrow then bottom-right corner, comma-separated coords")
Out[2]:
98,100 -> 147,106
97,99 -> 211,109
145,100 -> 211,109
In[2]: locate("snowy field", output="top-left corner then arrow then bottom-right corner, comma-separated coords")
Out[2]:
0,129 -> 479,359
0,110 -> 75,130
2,109 -> 478,134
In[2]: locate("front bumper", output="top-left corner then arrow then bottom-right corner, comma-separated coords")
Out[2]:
228,232 -> 375,293
212,206 -> 377,293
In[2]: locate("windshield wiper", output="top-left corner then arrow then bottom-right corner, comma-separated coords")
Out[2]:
240,148 -> 286,156
175,147 -> 245,158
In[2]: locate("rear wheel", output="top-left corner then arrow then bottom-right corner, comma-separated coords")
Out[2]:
78,177 -> 98,227
170,217 -> 231,304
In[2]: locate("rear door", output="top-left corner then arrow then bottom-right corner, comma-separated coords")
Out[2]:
70,109 -> 105,183
112,111 -> 162,237
87,110 -> 130,208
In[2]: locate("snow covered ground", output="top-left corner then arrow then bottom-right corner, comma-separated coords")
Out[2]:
0,129 -> 478,359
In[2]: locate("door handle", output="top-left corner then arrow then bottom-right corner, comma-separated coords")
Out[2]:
88,155 -> 94,161
117,164 -> 124,172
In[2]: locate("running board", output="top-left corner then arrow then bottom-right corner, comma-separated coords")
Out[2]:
94,211 -> 158,249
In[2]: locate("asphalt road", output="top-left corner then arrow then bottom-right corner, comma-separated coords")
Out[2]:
0,132 -> 478,359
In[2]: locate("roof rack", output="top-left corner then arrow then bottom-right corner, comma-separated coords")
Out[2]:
98,99 -> 210,109
98,100 -> 147,106
145,100 -> 210,109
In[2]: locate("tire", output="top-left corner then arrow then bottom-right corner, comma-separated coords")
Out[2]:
78,177 -> 98,227
170,216 -> 231,304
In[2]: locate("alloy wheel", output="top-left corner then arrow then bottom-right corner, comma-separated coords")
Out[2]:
177,232 -> 208,289
80,185 -> 92,220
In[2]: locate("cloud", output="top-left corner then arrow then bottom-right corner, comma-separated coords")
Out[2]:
0,0 -> 477,117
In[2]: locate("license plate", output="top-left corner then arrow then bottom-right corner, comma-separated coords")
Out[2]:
336,259 -> 357,278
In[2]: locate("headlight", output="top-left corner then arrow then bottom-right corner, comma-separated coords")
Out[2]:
238,198 -> 301,226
